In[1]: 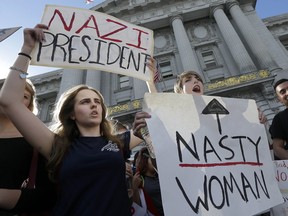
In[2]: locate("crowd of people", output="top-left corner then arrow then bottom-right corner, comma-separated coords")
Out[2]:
0,22 -> 286,216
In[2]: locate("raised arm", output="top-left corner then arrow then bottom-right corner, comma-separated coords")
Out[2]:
129,130 -> 144,150
145,57 -> 159,93
0,24 -> 54,159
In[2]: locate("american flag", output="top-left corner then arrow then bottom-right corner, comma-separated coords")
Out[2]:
153,60 -> 161,83
86,0 -> 94,4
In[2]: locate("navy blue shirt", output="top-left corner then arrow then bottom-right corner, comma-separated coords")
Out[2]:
53,132 -> 131,216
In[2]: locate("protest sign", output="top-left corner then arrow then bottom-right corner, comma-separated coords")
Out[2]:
143,93 -> 283,216
31,5 -> 154,81
271,160 -> 288,216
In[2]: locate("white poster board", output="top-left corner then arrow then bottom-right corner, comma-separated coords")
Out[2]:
271,160 -> 288,216
31,5 -> 154,81
143,93 -> 283,216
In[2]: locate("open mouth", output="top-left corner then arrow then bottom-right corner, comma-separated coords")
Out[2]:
91,111 -> 98,115
193,85 -> 201,93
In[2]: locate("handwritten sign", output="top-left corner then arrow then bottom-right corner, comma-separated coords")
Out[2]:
143,93 -> 282,216
271,160 -> 288,216
31,5 -> 154,81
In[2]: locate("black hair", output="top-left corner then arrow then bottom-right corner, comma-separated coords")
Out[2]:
273,79 -> 288,90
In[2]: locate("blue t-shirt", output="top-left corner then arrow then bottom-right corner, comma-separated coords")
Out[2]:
52,132 -> 131,216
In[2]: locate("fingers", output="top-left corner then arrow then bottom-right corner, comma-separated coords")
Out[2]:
33,28 -> 46,42
145,57 -> 157,72
23,24 -> 48,48
127,189 -> 133,198
34,24 -> 48,42
257,108 -> 267,124
125,162 -> 133,177
134,111 -> 151,120
146,62 -> 155,71
132,112 -> 151,138
133,119 -> 146,132
132,172 -> 143,188
259,115 -> 267,124
34,24 -> 49,29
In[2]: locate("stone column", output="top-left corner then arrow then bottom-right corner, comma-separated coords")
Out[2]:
226,0 -> 279,72
170,15 -> 203,77
211,5 -> 257,73
85,69 -> 101,90
57,69 -> 84,98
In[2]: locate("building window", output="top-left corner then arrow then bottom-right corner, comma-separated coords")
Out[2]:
118,75 -> 130,89
159,62 -> 173,79
201,51 -> 217,68
281,38 -> 288,51
46,102 -> 55,122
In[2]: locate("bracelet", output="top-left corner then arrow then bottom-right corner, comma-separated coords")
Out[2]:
9,66 -> 28,79
18,52 -> 32,60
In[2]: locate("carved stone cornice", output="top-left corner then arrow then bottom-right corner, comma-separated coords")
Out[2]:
91,0 -> 212,30
205,70 -> 273,94
108,99 -> 143,116
263,13 -> 288,28
29,69 -> 63,85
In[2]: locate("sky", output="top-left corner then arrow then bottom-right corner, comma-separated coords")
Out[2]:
0,0 -> 288,79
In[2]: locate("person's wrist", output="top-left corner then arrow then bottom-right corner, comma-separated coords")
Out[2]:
18,52 -> 32,60
20,47 -> 33,56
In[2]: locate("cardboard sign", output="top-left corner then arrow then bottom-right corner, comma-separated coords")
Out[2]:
31,5 -> 154,81
143,93 -> 283,216
271,160 -> 288,216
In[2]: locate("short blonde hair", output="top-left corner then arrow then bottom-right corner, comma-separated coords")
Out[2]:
174,71 -> 203,93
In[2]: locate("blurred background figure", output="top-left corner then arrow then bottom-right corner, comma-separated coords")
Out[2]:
132,147 -> 163,216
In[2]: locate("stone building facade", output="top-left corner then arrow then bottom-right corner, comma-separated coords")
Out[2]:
1,0 -> 288,129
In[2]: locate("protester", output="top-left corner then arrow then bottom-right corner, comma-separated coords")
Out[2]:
0,80 -> 56,215
0,24 -> 145,216
173,70 -> 204,95
133,59 -> 269,216
269,78 -> 288,160
132,147 -> 163,216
